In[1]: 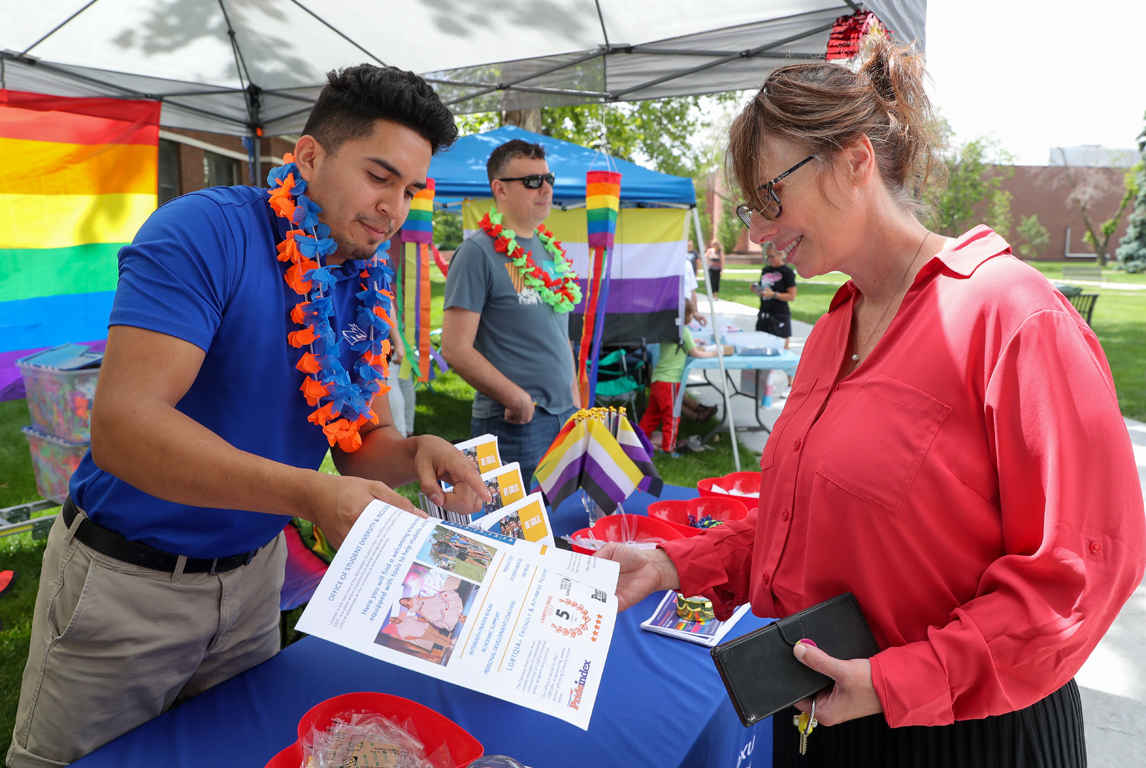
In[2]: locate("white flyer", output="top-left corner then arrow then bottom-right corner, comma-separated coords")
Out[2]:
296,501 -> 619,730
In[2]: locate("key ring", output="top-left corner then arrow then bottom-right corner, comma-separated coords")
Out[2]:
809,698 -> 816,726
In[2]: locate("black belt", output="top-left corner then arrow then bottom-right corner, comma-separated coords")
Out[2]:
62,497 -> 262,574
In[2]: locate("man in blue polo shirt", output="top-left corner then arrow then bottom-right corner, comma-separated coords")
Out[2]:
9,65 -> 490,768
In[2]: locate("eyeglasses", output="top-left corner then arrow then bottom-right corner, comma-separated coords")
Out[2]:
497,173 -> 556,190
735,156 -> 816,227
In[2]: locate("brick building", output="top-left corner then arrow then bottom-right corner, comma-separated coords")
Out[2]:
157,129 -> 296,203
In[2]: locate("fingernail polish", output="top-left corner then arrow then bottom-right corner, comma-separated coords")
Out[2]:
797,638 -> 817,648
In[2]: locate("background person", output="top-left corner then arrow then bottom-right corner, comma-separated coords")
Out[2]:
442,140 -> 580,487
8,64 -> 490,768
752,241 -> 797,349
639,299 -> 732,456
601,36 -> 1143,768
704,238 -> 724,297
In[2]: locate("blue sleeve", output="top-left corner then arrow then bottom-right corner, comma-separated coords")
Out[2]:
109,193 -> 240,351
442,237 -> 492,314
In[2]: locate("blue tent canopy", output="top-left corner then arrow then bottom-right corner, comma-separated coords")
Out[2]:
429,126 -> 696,207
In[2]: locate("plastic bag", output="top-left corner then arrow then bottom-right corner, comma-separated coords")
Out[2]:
300,711 -> 453,768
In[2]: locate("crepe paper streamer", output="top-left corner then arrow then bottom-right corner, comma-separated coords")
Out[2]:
577,171 -> 622,406
432,243 -> 450,277
0,89 -> 161,400
535,407 -> 660,513
825,10 -> 892,60
269,154 -> 393,452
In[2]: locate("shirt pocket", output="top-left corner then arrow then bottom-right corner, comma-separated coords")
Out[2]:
760,375 -> 819,470
814,374 -> 951,516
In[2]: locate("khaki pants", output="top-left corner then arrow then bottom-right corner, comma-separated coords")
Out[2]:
7,511 -> 286,767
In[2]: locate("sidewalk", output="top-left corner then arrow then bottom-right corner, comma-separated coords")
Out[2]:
689,297 -> 1146,765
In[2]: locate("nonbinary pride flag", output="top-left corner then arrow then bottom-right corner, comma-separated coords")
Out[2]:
0,90 -> 160,399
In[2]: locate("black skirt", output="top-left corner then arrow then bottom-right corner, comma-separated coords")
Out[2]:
772,679 -> 1086,768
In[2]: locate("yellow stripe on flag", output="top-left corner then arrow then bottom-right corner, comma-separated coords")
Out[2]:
2,138 -> 157,196
463,199 -> 684,244
0,193 -> 156,249
585,194 -> 620,211
409,197 -> 434,212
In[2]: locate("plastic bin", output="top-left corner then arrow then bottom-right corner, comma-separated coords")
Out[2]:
21,426 -> 89,504
16,344 -> 102,442
568,513 -> 684,555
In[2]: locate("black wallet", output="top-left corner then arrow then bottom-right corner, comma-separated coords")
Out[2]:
710,592 -> 881,726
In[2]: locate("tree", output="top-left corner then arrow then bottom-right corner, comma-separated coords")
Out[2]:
1115,113 -> 1146,273
433,210 -> 464,251
1054,147 -> 1138,267
1015,214 -> 1050,259
986,190 -> 1013,241
717,195 -> 741,255
929,135 -> 1014,237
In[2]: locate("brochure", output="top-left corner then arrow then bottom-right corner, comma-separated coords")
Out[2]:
474,492 -> 556,547
296,501 -> 620,730
426,462 -> 527,526
639,591 -> 751,647
455,434 -> 502,475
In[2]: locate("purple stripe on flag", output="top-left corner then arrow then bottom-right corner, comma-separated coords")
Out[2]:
543,458 -> 584,501
580,472 -> 621,515
580,456 -> 627,505
574,277 -> 680,315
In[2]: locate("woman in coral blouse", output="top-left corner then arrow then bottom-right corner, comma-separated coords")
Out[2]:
599,36 -> 1144,768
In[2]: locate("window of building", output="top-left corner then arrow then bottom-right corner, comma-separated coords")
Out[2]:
157,139 -> 179,205
204,151 -> 240,187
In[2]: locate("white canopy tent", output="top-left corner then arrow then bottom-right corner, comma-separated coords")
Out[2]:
1,0 -> 926,470
2,0 -> 925,139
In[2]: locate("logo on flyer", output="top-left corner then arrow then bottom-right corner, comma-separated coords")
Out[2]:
567,659 -> 593,710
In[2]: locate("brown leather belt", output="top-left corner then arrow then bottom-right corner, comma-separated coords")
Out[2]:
62,497 -> 262,574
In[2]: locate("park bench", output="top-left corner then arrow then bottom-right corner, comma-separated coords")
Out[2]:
1068,293 -> 1099,326
1062,264 -> 1102,280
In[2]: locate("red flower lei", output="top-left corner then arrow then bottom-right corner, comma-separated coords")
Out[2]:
478,210 -> 581,311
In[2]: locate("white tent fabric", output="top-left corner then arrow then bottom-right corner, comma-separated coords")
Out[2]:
1,0 -> 925,137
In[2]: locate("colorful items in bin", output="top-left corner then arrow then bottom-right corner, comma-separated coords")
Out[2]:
21,426 -> 88,505
263,691 -> 482,768
648,496 -> 749,537
16,343 -> 102,442
697,471 -> 762,499
535,407 -> 661,516
566,513 -> 682,555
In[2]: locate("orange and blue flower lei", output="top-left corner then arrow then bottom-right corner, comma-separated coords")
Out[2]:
267,153 -> 396,453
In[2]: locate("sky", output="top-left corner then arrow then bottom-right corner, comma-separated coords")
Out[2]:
924,0 -> 1143,165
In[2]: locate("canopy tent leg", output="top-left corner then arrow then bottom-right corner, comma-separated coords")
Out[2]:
692,206 -> 740,472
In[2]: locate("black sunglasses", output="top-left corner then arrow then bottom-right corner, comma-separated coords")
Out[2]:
497,173 -> 556,190
735,156 -> 816,226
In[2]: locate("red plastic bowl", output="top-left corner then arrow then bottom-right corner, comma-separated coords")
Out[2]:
649,497 -> 748,535
697,471 -> 761,501
264,692 -> 483,768
569,513 -> 684,554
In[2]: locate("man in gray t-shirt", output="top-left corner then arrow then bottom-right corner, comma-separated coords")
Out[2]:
441,139 -> 579,486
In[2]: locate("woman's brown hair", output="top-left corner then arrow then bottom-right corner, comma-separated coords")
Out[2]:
728,34 -> 943,219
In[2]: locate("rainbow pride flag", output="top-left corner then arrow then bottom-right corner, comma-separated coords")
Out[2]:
585,170 -> 621,249
0,90 -> 160,399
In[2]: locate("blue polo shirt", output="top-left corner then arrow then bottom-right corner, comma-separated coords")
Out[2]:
70,186 -> 367,558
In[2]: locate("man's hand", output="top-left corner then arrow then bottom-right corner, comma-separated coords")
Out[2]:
309,473 -> 426,549
792,643 -> 883,726
504,390 -> 536,424
594,544 -> 681,611
411,435 -> 493,514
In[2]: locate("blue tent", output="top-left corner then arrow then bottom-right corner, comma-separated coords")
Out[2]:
429,126 -> 696,207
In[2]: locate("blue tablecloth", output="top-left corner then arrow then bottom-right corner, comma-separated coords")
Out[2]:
75,485 -> 773,768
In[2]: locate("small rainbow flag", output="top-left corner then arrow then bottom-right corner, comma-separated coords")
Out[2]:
585,171 -> 621,249
403,178 -> 435,244
0,90 -> 160,399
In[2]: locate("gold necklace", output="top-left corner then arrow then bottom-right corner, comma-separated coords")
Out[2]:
851,231 -> 930,363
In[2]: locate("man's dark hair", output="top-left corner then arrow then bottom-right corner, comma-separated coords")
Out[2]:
302,64 -> 458,155
486,139 -> 547,183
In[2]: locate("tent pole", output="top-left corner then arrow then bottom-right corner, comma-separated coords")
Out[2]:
692,205 -> 740,472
